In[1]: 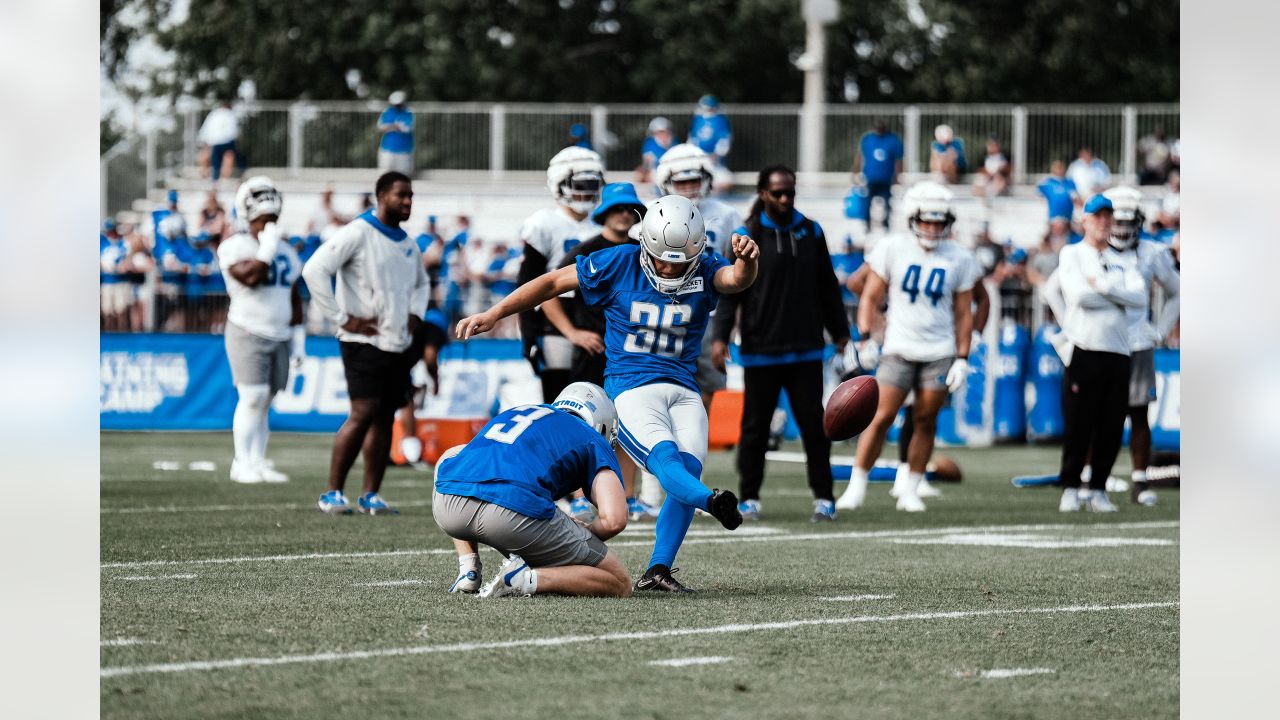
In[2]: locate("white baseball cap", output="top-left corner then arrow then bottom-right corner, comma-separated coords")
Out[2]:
389,90 -> 407,105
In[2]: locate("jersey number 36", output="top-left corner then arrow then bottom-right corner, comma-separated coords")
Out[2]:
624,301 -> 690,358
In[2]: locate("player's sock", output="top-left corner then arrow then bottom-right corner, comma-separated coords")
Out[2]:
252,409 -> 270,464
402,436 -> 423,464
1080,465 -> 1093,487
233,384 -> 271,463
648,495 -> 696,570
458,552 -> 479,575
1132,468 -> 1149,489
646,441 -> 713,509
908,471 -> 925,495
891,464 -> 911,497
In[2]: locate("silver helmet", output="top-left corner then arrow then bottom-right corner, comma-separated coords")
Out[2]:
903,181 -> 956,250
552,382 -> 617,442
1104,185 -> 1145,250
234,176 -> 283,222
546,146 -> 605,215
628,194 -> 707,294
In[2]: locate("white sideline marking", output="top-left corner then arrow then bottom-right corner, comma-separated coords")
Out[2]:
99,601 -> 1176,679
101,638 -> 154,647
116,574 -> 197,581
958,667 -> 1056,680
890,534 -> 1175,549
102,499 -> 433,514
819,594 -> 896,602
354,579 -> 428,588
649,656 -> 734,668
100,520 -> 1179,569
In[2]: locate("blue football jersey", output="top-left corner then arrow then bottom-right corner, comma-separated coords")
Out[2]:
434,405 -> 621,520
576,244 -> 729,397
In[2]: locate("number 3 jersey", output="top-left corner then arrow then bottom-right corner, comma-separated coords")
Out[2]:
867,235 -> 981,362
218,232 -> 301,342
577,243 -> 730,397
434,405 -> 622,519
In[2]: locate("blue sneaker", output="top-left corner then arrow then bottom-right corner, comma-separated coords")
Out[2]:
318,490 -> 352,514
627,497 -> 660,521
568,497 -> 595,523
357,492 -> 399,516
811,499 -> 837,522
738,499 -> 762,521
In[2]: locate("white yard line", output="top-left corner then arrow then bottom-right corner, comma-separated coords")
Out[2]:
100,520 -> 1179,569
649,656 -> 734,668
115,574 -> 197,581
101,638 -> 154,647
102,499 -> 432,514
958,668 -> 1057,679
619,525 -> 783,538
819,594 -> 896,602
354,580 -> 429,588
100,601 -> 1177,679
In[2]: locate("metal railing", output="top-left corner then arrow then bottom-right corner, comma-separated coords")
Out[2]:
102,101 -> 1178,216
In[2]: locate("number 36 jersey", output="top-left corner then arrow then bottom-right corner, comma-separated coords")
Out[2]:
218,232 -> 301,342
867,235 -> 981,362
577,244 -> 730,397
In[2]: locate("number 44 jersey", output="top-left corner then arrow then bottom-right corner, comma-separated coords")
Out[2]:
434,405 -> 622,520
867,234 -> 981,363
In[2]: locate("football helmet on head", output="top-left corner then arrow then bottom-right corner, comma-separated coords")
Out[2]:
234,176 -> 283,223
553,382 -> 617,442
904,181 -> 956,250
629,194 -> 707,294
655,143 -> 714,201
1103,185 -> 1145,250
546,146 -> 605,215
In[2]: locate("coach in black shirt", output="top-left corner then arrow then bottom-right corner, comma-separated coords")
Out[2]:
711,165 -> 850,522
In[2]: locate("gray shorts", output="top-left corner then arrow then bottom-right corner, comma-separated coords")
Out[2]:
877,354 -> 952,392
1129,348 -> 1157,407
225,322 -> 289,392
378,149 -> 413,174
432,491 -> 608,568
695,331 -> 727,397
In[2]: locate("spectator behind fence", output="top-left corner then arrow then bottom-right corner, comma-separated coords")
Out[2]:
1037,160 -> 1081,221
688,95 -> 734,193
153,212 -> 192,331
993,244 -> 1032,325
971,225 -> 1003,279
1137,127 -> 1174,185
854,119 -> 904,231
378,91 -> 414,174
198,100 -> 244,183
829,234 -> 866,327
1067,147 -> 1111,200
712,165 -> 850,523
199,191 -> 229,244
185,233 -> 225,333
929,124 -> 966,183
1028,217 -> 1080,290
1155,169 -> 1179,240
972,135 -> 1011,199
569,123 -> 593,151
100,222 -> 132,331
637,117 -> 676,186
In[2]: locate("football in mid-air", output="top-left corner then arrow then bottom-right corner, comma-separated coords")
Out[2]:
823,376 -> 879,441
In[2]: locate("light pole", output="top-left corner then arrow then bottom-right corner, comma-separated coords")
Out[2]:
797,0 -> 838,180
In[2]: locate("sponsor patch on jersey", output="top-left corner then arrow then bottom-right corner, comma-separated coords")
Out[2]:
676,277 -> 704,295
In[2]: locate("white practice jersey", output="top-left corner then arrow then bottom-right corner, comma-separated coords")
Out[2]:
697,197 -> 744,257
868,235 -> 981,362
519,207 -> 601,272
218,233 -> 301,342
1108,240 -> 1180,352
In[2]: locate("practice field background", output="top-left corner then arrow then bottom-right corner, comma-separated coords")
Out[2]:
101,433 -> 1178,719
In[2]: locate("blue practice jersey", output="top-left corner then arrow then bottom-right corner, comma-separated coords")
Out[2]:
1038,176 -> 1078,220
434,405 -> 621,519
379,107 -> 414,153
577,244 -> 730,397
689,113 -> 731,156
859,132 -> 904,184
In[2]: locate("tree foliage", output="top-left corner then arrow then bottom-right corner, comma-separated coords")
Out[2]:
102,0 -> 1177,105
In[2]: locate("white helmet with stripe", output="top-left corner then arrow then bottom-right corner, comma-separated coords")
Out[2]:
904,181 -> 956,250
234,176 -> 283,223
1103,185 -> 1145,250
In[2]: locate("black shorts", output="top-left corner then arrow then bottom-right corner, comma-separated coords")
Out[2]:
339,341 -> 414,406
411,319 -> 448,356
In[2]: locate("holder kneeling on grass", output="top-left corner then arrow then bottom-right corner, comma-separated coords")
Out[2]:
432,382 -> 633,598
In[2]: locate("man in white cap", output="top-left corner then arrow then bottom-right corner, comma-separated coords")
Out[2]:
377,91 -> 414,174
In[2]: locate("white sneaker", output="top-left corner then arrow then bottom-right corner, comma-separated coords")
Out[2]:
896,493 -> 926,512
1085,491 -> 1119,513
479,555 -> 534,598
256,460 -> 289,483
1135,489 -> 1158,507
916,479 -> 942,498
229,459 -> 264,484
1104,476 -> 1129,493
1058,488 -> 1081,512
835,475 -> 867,510
449,568 -> 482,594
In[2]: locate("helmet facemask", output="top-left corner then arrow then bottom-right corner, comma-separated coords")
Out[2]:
558,171 -> 604,215
1108,208 -> 1144,250
909,210 -> 954,250
664,168 -> 711,203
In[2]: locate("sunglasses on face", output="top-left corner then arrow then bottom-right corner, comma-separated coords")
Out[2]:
766,188 -> 796,199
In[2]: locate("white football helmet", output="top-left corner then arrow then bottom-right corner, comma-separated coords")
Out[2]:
546,146 -> 605,215
1103,185 -> 1144,250
552,382 -> 617,442
904,181 -> 956,250
655,143 -> 714,201
234,176 -> 283,223
628,194 -> 707,294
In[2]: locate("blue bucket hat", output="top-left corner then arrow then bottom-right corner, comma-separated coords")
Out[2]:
1084,194 -> 1113,215
592,183 -> 646,225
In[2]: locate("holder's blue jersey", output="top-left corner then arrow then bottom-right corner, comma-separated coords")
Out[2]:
434,405 -> 621,520
576,244 -> 730,397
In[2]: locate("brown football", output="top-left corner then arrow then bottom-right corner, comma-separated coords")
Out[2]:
928,454 -> 963,482
823,376 -> 879,441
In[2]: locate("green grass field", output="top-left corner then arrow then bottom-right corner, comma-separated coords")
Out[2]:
101,432 -> 1178,719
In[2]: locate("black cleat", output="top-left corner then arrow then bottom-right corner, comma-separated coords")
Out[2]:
634,564 -> 695,593
707,489 -> 743,530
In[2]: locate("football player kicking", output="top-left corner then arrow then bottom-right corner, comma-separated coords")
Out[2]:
434,383 -> 632,597
458,195 -> 758,592
835,182 -> 981,512
218,177 -> 304,483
